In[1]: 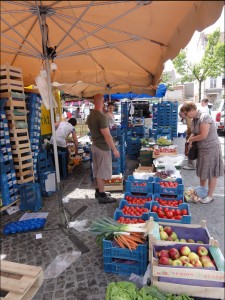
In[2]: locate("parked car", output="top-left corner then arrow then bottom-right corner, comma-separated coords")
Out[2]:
217,110 -> 225,136
210,99 -> 225,136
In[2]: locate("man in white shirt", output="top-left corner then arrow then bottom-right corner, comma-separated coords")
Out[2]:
73,107 -> 81,119
199,98 -> 210,114
50,118 -> 78,175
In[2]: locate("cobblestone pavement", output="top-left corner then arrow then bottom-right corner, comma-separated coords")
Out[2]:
0,137 -> 224,300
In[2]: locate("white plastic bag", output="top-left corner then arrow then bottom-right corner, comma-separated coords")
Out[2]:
44,251 -> 81,279
35,69 -> 57,110
153,154 -> 185,168
69,220 -> 89,232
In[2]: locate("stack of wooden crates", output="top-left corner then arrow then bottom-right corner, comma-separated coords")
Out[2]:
0,65 -> 34,184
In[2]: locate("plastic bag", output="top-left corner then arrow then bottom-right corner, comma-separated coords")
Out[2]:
128,263 -> 151,288
195,186 -> 208,199
153,154 -> 185,168
184,186 -> 202,203
44,251 -> 81,279
133,173 -> 154,180
68,219 -> 89,232
35,69 -> 57,110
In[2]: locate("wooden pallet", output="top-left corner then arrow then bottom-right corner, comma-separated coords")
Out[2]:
0,198 -> 20,212
0,260 -> 44,300
0,65 -> 23,80
0,92 -> 26,101
0,65 -> 24,95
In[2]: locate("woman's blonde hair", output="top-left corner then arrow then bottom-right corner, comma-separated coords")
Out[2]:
180,102 -> 197,113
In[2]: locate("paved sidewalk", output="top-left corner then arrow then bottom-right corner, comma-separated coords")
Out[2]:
0,137 -> 224,300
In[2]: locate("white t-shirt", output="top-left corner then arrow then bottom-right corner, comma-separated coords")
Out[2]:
199,105 -> 209,114
50,122 -> 75,148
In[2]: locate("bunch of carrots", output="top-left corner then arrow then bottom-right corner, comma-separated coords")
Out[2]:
114,232 -> 146,251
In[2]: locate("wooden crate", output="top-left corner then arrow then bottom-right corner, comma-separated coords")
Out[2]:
0,260 -> 44,300
153,151 -> 178,158
150,240 -> 225,299
0,198 -> 20,213
134,165 -> 153,173
0,65 -> 24,94
104,174 -> 123,192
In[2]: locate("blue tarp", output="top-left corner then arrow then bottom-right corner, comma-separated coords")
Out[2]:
104,84 -> 167,100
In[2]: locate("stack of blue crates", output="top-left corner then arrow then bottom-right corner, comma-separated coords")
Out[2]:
152,101 -> 178,138
121,101 -> 129,129
149,127 -> 172,140
0,108 -> 19,207
112,130 -> 126,174
37,150 -> 56,196
26,93 -> 42,181
126,136 -> 141,160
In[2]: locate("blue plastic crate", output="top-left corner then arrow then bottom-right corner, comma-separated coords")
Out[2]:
18,183 -> 42,212
103,238 -> 148,262
154,178 -> 184,195
149,202 -> 191,224
124,192 -> 153,201
126,176 -> 154,194
103,258 -> 147,276
153,194 -> 184,201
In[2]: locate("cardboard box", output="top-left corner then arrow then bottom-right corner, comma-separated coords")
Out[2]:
150,241 -> 225,299
134,165 -> 154,173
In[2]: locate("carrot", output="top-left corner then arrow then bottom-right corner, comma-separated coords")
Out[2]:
114,237 -> 126,248
126,235 -> 145,244
118,235 -> 133,251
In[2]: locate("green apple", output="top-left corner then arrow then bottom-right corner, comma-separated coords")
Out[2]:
180,239 -> 187,243
170,232 -> 178,241
171,259 -> 183,266
184,262 -> 194,267
159,225 -> 164,232
188,252 -> 199,260
160,231 -> 168,240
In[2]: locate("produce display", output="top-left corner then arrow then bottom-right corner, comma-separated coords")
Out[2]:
156,245 -> 216,269
105,282 -> 194,300
151,206 -> 188,221
154,198 -> 183,207
113,232 -> 146,250
156,137 -> 172,146
154,147 -> 177,156
140,138 -> 155,146
122,206 -> 149,216
105,177 -> 123,184
125,195 -> 152,205
159,225 -> 204,243
117,217 -> 146,224
155,170 -> 177,180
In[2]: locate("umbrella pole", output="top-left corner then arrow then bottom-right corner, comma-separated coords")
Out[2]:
41,13 -> 89,253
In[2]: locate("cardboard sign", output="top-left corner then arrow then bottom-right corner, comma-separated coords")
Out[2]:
40,104 -> 52,136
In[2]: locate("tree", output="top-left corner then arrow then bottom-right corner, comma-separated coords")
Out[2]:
172,28 -> 225,102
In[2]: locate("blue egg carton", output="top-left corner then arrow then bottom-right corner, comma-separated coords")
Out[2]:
3,218 -> 47,235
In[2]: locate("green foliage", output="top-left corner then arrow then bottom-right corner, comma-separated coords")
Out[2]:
105,281 -> 137,300
172,28 -> 225,100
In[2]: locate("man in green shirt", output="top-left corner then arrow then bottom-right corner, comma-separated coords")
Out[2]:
87,94 -> 120,204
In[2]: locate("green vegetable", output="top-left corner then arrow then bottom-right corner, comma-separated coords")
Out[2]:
138,286 -> 167,300
105,281 -> 137,300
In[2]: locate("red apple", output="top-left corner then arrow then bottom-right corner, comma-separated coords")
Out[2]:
179,256 -> 190,265
203,261 -> 216,269
171,259 -> 183,266
180,246 -> 191,256
168,248 -> 180,260
159,256 -> 170,265
164,226 -> 173,236
158,250 -> 169,258
187,239 -> 195,243
190,258 -> 203,267
196,246 -> 208,257
200,255 -> 211,264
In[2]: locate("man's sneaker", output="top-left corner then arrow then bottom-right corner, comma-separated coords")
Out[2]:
183,165 -> 195,170
98,195 -> 117,204
95,191 -> 111,198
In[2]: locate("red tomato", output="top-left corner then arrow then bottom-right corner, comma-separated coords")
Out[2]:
158,211 -> 165,218
174,215 -> 182,220
164,207 -> 169,213
175,209 -> 181,216
181,209 -> 188,215
178,200 -> 183,204
152,205 -> 158,212
166,211 -> 173,219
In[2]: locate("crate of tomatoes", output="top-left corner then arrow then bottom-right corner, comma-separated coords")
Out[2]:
154,194 -> 184,206
114,209 -> 149,224
122,192 -> 152,206
149,202 -> 191,224
154,177 -> 184,195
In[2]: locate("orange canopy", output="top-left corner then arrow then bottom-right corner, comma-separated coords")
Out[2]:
1,1 -> 224,95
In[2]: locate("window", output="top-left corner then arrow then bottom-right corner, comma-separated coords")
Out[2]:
210,78 -> 217,88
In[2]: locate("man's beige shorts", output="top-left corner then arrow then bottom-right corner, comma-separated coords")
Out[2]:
91,145 -> 112,179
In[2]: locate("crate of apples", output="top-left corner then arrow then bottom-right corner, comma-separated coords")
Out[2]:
156,245 -> 216,269
159,225 -> 205,243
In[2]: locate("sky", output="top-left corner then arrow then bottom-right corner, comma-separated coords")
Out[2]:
164,7 -> 224,71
